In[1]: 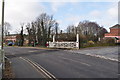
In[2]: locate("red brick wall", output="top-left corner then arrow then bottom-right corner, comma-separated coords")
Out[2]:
110,28 -> 120,35
5,36 -> 17,42
105,28 -> 120,36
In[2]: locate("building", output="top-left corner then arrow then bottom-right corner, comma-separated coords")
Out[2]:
4,34 -> 29,45
105,24 -> 120,43
5,34 -> 17,43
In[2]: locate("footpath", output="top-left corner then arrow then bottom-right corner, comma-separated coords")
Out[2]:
65,46 -> 119,62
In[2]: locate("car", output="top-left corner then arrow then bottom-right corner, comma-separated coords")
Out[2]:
8,42 -> 13,46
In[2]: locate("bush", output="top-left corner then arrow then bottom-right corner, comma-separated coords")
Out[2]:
80,41 -> 95,48
101,38 -> 115,45
87,40 -> 95,45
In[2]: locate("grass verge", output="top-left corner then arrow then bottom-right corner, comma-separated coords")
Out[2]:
2,58 -> 14,79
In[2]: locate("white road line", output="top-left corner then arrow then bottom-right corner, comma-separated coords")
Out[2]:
19,57 -> 47,78
84,53 -> 118,62
28,50 -> 38,52
19,57 -> 57,79
58,56 -> 91,66
65,50 -> 118,62
33,62 -> 56,79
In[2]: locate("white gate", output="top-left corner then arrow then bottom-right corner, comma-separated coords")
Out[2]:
47,34 -> 79,49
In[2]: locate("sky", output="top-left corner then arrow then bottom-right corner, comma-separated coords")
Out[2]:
0,0 -> 119,34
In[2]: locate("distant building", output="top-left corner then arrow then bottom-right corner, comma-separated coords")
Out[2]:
4,34 -> 29,45
105,24 -> 120,43
5,34 -> 17,43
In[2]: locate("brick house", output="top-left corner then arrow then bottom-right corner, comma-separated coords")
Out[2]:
105,24 -> 120,43
5,34 -> 17,43
4,34 -> 29,45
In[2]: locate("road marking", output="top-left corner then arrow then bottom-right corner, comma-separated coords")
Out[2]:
84,53 -> 118,62
65,50 -> 119,62
19,57 -> 57,80
28,50 -> 38,52
57,56 -> 91,66
19,57 -> 46,78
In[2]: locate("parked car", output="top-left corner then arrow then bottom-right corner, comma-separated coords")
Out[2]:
8,42 -> 13,46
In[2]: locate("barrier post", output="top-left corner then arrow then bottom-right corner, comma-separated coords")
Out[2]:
53,35 -> 55,42
76,34 -> 79,49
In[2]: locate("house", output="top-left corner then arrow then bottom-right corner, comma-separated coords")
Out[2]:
4,34 -> 17,43
105,24 -> 120,43
4,34 -> 28,45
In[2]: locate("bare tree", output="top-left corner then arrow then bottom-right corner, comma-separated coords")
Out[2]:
26,13 -> 59,47
77,20 -> 108,41
54,22 -> 59,39
66,20 -> 108,42
19,23 -> 24,46
26,23 -> 32,46
36,13 -> 57,46
4,22 -> 11,36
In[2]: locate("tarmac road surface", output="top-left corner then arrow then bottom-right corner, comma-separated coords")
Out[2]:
4,47 -> 118,78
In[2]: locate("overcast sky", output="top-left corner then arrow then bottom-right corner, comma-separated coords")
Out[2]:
0,0 -> 119,34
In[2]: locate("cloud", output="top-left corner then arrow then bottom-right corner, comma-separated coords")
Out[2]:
102,3 -> 118,30
0,1 -> 119,34
107,7 -> 118,19
65,15 -> 81,27
103,6 -> 118,31
51,2 -> 65,12
90,10 -> 101,17
0,0 -> 45,34
22,0 -> 119,2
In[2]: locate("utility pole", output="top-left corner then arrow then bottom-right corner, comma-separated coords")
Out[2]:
1,0 -> 4,49
0,0 -> 5,79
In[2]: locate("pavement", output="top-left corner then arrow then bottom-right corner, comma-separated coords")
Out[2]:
65,46 -> 119,61
4,46 -> 118,78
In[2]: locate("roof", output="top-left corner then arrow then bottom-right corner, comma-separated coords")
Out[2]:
7,34 -> 18,36
110,24 -> 120,29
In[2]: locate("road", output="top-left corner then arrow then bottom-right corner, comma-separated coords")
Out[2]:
4,47 -> 118,78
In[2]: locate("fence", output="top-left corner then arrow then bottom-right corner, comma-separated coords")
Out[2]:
47,34 -> 79,49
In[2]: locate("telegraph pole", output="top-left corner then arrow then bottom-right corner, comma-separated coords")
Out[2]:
1,0 -> 4,50
1,0 -> 5,78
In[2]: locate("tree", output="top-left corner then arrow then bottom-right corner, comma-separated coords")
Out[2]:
4,22 -> 11,36
36,13 -> 58,46
19,23 -> 24,46
26,13 -> 59,47
54,22 -> 59,39
77,20 -> 108,41
66,20 -> 108,42
26,23 -> 33,46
